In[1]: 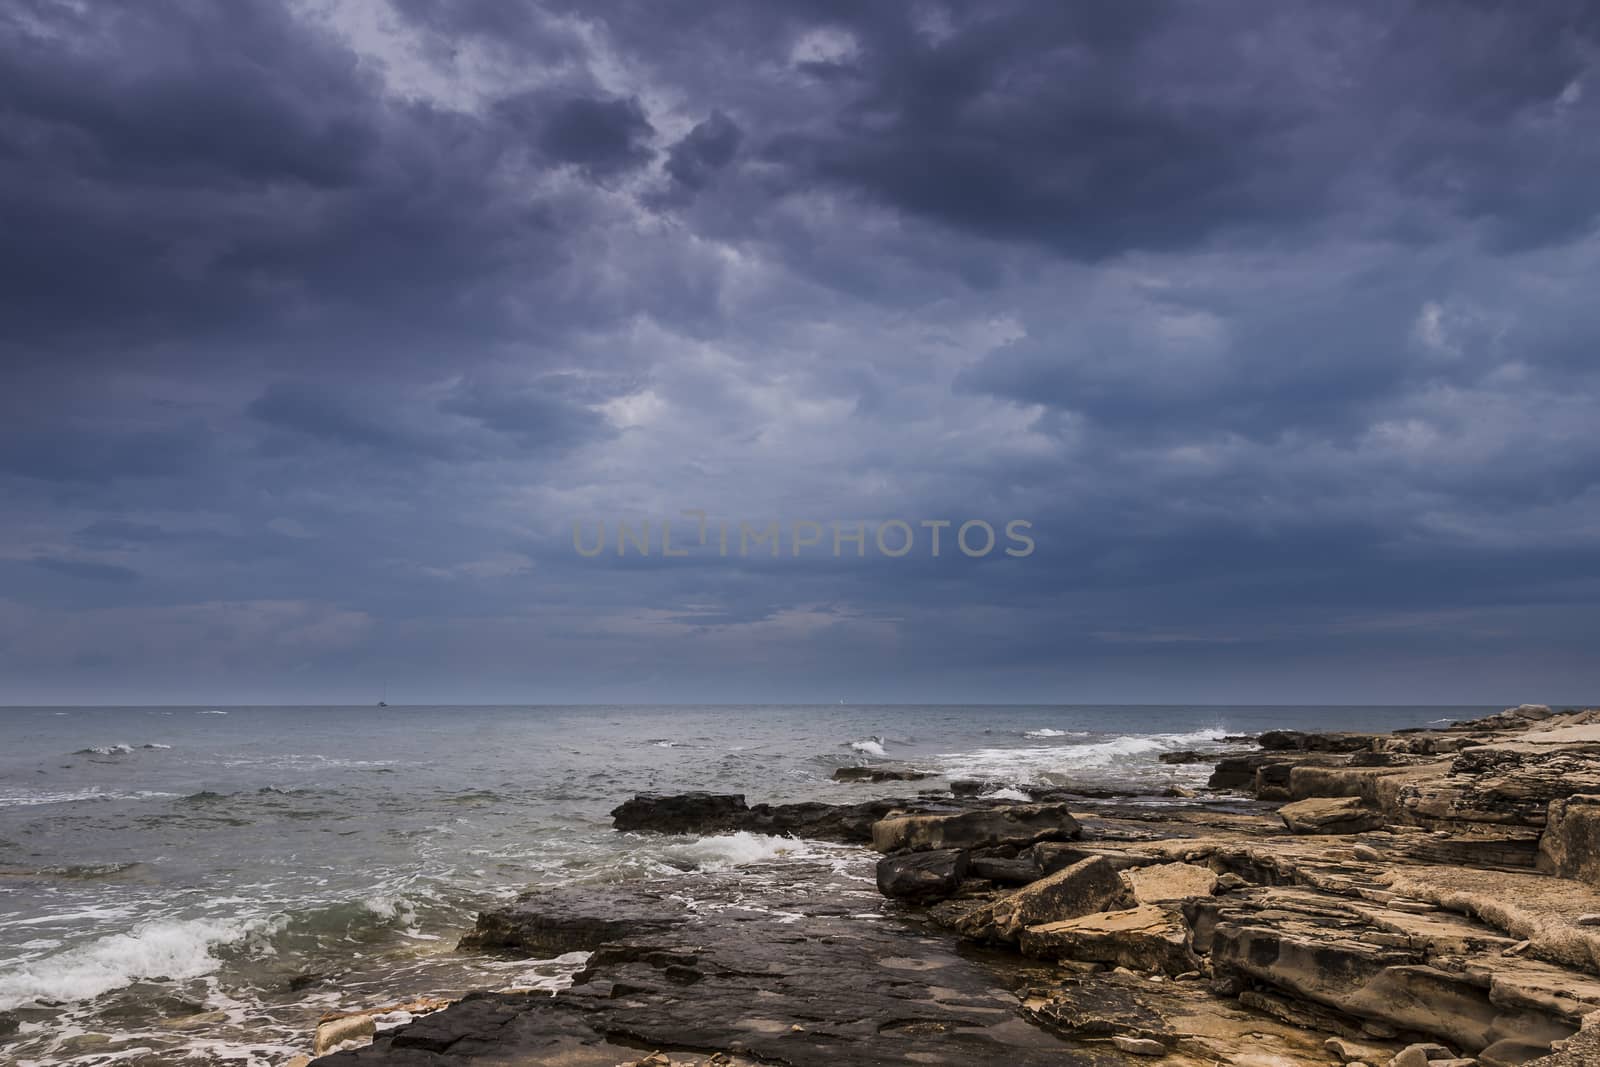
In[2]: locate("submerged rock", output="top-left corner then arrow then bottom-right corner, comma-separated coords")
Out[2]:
831,765 -> 929,783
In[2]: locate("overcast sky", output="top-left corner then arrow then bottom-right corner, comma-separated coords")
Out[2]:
3,0 -> 1598,705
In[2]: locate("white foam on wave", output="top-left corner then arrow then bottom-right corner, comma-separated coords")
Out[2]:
848,736 -> 887,757
655,832 -> 815,871
980,787 -> 1034,802
937,727 -> 1228,782
76,743 -> 134,756
1023,728 -> 1088,739
0,917 -> 250,1011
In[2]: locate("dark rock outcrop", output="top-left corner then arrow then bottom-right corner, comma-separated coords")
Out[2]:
875,848 -> 968,902
830,765 -> 929,783
870,803 -> 1081,853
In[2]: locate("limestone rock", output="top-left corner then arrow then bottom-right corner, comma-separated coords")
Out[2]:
1125,862 -> 1219,903
1020,904 -> 1198,976
875,849 -> 968,902
314,1015 -> 375,1056
1110,1034 -> 1167,1055
870,803 -> 1080,853
1539,794 -> 1600,887
958,855 -> 1130,943
1279,796 -> 1387,835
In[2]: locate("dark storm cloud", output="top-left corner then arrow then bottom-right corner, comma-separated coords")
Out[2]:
2,0 -> 1598,702
508,92 -> 657,181
664,111 -> 743,192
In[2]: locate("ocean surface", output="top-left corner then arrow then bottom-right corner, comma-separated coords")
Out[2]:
0,703 -> 1484,1065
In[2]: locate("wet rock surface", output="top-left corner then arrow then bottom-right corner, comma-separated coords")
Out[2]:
313,705 -> 1600,1067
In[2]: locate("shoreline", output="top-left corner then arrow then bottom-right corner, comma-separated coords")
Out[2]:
299,703 -> 1600,1065
18,705 -> 1598,1066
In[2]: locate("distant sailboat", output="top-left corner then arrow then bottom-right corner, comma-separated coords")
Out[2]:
378,681 -> 388,708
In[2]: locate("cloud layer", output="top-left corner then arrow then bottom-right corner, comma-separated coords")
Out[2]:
2,0 -> 1598,703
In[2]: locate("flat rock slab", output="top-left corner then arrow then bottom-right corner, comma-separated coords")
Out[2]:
1020,904 -> 1198,976
315,857 -> 1125,1066
871,803 -> 1082,853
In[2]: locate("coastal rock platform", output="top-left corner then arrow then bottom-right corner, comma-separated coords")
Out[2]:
311,705 -> 1600,1067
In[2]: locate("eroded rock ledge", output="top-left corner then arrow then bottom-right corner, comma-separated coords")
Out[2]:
312,705 -> 1600,1067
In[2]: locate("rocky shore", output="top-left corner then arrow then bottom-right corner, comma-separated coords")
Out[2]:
307,705 -> 1600,1066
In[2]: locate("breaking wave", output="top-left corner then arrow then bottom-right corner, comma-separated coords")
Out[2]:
0,917 -> 250,1011
936,728 -> 1229,784
848,736 -> 887,757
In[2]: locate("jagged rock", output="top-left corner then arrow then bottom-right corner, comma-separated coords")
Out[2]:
870,803 -> 1080,853
876,849 -> 968,902
1125,862 -> 1218,903
958,856 -> 1130,943
832,765 -> 929,783
1539,794 -> 1600,887
1020,904 -> 1197,976
1259,730 -> 1376,753
1280,796 -> 1387,835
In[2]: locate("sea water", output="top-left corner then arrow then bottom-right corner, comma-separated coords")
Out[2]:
0,703 -> 1482,1064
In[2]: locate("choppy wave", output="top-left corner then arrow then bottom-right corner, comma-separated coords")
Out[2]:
0,788 -> 180,809
72,742 -> 170,756
848,736 -> 887,757
1023,728 -> 1087,739
936,727 -> 1228,784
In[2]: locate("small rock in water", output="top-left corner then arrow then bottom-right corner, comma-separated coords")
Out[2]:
314,1015 -> 376,1056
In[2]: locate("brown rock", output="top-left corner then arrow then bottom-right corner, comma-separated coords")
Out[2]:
1125,862 -> 1218,903
957,856 -> 1131,943
1279,796 -> 1387,835
1540,794 -> 1600,887
1019,904 -> 1198,976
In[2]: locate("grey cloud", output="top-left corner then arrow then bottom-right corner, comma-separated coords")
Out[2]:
29,557 -> 141,583
665,111 -> 742,191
